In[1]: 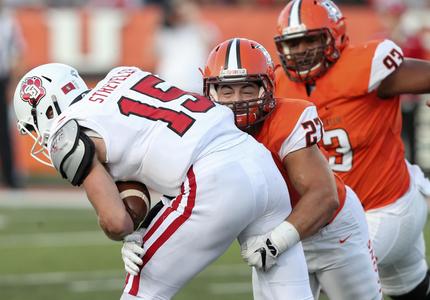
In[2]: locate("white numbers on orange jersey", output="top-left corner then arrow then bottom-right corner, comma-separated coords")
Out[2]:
322,128 -> 353,172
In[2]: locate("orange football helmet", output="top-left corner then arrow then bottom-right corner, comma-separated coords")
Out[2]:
202,38 -> 275,130
274,0 -> 349,83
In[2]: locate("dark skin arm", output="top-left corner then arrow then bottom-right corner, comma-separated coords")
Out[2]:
82,138 -> 134,241
378,58 -> 430,107
283,145 -> 339,239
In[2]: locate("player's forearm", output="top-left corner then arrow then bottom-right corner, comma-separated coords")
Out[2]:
286,188 -> 338,239
83,159 -> 134,241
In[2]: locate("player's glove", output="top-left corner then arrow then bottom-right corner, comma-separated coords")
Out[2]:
240,221 -> 300,272
121,228 -> 146,276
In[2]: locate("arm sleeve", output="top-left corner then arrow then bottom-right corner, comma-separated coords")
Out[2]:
278,106 -> 321,160
368,39 -> 404,92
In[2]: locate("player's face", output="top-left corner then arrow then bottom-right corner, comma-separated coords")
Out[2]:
281,32 -> 324,54
278,31 -> 326,73
216,83 -> 259,103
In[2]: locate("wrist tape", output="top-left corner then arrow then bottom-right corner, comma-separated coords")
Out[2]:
270,221 -> 300,253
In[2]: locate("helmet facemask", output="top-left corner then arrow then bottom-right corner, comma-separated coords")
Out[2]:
17,122 -> 52,167
275,28 -> 336,83
17,95 -> 63,167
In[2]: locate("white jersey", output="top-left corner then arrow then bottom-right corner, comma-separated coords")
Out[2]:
49,67 -> 247,195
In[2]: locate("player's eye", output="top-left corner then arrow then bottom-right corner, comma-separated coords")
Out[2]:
304,33 -> 324,45
284,39 -> 301,48
220,89 -> 234,97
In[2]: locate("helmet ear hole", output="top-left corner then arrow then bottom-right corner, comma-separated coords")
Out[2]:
46,106 -> 54,119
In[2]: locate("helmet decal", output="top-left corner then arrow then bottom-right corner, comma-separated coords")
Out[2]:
61,82 -> 77,95
20,76 -> 46,106
321,0 -> 342,22
255,43 -> 274,68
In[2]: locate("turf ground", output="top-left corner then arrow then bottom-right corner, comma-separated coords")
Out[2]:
0,189 -> 429,300
0,189 -> 254,300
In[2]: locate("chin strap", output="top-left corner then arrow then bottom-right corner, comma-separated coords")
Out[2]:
30,102 -> 38,129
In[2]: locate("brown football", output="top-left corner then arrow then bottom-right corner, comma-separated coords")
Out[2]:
116,181 -> 151,230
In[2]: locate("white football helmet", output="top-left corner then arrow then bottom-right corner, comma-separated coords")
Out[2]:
14,63 -> 89,166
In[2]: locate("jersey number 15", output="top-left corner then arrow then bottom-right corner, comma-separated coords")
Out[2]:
118,75 -> 215,136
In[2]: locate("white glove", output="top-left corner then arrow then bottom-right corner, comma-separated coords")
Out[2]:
121,228 -> 146,276
240,221 -> 300,272
241,234 -> 278,271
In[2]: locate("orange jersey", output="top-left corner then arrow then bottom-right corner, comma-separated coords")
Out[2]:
275,39 -> 410,211
255,98 -> 346,219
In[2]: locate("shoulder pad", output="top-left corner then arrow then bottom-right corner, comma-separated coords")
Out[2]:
50,119 -> 95,186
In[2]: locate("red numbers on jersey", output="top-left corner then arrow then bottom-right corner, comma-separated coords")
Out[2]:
302,117 -> 323,147
118,75 -> 215,136
383,48 -> 404,70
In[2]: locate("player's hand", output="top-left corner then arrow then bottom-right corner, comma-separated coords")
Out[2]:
240,221 -> 300,272
240,234 -> 279,271
121,228 -> 146,276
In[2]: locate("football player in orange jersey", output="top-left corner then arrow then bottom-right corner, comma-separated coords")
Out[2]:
203,37 -> 382,300
274,0 -> 430,299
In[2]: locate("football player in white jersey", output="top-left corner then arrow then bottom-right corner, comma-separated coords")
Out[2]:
13,63 -> 313,300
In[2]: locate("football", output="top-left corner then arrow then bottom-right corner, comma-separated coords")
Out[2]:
116,181 -> 151,230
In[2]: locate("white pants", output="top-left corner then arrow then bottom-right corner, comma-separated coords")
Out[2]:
121,136 -> 312,299
301,187 -> 382,300
365,162 -> 429,296
252,242 -> 314,300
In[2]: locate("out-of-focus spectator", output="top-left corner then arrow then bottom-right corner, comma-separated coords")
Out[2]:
0,0 -> 25,188
87,0 -> 141,8
153,0 -> 220,93
44,0 -> 85,7
376,0 -> 427,164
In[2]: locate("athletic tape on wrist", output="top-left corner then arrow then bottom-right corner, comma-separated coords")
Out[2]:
271,221 -> 300,253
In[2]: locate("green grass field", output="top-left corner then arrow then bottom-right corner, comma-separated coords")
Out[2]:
0,206 -> 253,300
1,204 -> 430,300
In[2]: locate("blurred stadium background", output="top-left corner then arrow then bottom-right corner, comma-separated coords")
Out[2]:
0,0 -> 429,299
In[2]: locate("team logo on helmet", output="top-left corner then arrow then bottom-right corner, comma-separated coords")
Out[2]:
20,76 -> 46,106
254,44 -> 274,68
321,0 -> 342,22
